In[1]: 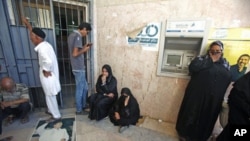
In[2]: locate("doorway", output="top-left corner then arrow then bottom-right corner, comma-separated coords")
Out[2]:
52,1 -> 90,108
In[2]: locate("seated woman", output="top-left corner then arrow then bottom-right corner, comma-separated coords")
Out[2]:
88,64 -> 118,121
109,87 -> 140,133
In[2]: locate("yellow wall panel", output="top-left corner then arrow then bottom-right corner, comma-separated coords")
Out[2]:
207,28 -> 250,65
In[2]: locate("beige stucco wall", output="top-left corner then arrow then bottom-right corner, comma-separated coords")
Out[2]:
92,0 -> 250,123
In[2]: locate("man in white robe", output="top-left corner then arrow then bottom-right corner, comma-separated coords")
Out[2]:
23,18 -> 61,121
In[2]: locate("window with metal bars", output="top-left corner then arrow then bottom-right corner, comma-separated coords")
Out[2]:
6,0 -> 52,28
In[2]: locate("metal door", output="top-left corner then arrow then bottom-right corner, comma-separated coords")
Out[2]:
52,0 -> 91,108
0,0 -> 93,109
1,0 -> 58,108
0,1 -> 19,81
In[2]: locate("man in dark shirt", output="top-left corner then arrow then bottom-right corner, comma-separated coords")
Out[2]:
67,22 -> 92,114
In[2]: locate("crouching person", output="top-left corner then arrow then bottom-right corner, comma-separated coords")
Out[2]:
0,77 -> 31,134
109,87 -> 140,133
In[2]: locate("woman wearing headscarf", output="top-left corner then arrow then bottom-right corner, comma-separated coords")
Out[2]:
216,71 -> 250,141
220,54 -> 250,128
109,87 -> 140,133
88,64 -> 118,121
176,41 -> 231,141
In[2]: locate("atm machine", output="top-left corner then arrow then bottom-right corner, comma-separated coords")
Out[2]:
157,19 -> 210,78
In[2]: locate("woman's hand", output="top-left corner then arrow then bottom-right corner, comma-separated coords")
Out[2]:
106,93 -> 114,98
209,51 -> 221,62
114,112 -> 120,120
101,75 -> 106,84
124,96 -> 130,106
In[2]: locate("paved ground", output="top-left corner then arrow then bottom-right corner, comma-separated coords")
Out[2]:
0,108 -> 179,141
75,115 -> 178,141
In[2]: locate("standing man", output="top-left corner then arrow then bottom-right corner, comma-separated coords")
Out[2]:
22,18 -> 61,122
67,22 -> 92,115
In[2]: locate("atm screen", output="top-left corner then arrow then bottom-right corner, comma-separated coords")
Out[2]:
166,54 -> 182,66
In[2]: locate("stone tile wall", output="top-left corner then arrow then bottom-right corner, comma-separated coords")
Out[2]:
93,0 -> 250,122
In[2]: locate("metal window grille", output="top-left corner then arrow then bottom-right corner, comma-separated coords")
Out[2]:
1,0 -> 92,109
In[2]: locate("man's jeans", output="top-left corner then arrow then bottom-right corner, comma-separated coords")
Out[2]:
73,70 -> 88,112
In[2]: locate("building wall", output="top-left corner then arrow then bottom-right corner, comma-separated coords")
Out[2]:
93,0 -> 250,123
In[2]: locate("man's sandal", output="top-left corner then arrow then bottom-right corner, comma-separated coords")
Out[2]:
5,116 -> 14,125
20,116 -> 29,124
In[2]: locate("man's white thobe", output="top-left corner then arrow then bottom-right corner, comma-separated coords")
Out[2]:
35,41 -> 61,118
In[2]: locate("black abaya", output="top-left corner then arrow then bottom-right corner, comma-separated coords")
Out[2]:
109,88 -> 140,126
217,72 -> 250,141
176,56 -> 231,141
88,65 -> 118,121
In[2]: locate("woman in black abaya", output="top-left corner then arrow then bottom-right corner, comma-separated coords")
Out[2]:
109,87 -> 140,133
217,71 -> 250,141
88,64 -> 118,121
176,41 -> 231,141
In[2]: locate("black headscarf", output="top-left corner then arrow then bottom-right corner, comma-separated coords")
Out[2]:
121,87 -> 134,98
205,40 -> 230,71
102,64 -> 113,83
208,40 -> 224,52
117,87 -> 135,110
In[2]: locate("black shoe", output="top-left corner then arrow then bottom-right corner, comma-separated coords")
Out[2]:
46,117 -> 61,123
119,126 -> 129,133
88,115 -> 95,120
76,111 -> 81,115
45,111 -> 53,116
76,111 -> 89,115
